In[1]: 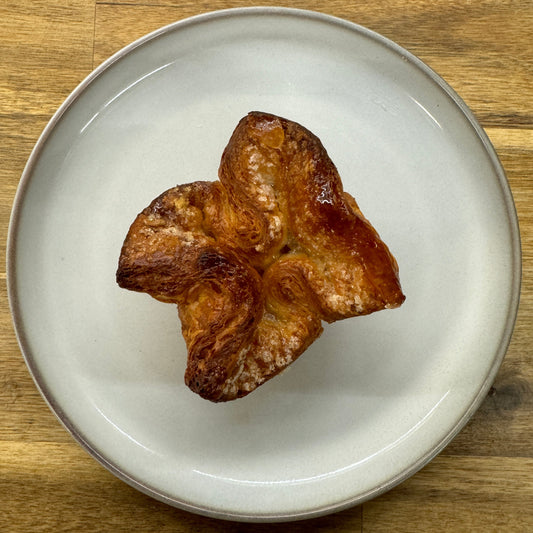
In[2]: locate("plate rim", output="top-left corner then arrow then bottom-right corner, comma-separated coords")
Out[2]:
6,6 -> 522,523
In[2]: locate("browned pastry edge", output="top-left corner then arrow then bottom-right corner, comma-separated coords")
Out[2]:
117,112 -> 405,401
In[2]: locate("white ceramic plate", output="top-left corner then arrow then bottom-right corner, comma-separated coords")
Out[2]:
8,7 -> 520,522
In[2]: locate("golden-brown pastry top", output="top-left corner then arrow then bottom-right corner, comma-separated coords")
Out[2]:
117,111 -> 405,401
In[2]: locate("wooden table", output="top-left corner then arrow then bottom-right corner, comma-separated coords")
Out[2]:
2,1 -> 532,531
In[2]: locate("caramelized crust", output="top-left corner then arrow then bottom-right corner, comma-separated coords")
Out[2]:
117,112 -> 405,401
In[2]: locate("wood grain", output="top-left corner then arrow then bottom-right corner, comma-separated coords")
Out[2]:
1,1 -> 532,531
364,456 -> 533,532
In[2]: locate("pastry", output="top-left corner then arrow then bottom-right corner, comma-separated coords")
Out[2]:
117,112 -> 405,401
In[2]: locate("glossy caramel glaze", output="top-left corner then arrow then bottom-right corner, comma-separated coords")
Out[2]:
117,112 -> 405,401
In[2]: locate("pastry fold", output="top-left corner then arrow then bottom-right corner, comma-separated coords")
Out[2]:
117,112 -> 405,401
